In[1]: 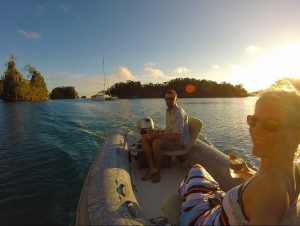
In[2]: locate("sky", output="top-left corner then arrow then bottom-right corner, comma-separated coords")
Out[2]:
1,0 -> 300,97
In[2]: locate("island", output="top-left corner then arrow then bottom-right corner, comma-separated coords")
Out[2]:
50,86 -> 79,99
107,78 -> 249,98
0,56 -> 48,101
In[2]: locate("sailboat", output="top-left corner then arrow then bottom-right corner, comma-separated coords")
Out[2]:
90,58 -> 117,101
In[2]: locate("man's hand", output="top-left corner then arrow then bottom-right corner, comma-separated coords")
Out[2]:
146,131 -> 160,140
158,129 -> 166,134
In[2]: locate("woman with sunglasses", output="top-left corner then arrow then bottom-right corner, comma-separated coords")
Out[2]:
179,89 -> 300,225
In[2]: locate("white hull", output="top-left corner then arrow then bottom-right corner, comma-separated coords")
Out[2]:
90,95 -> 105,101
90,94 -> 117,101
76,130 -> 300,225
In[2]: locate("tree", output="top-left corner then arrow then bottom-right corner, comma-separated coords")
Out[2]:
0,80 -> 4,98
50,86 -> 79,99
2,56 -> 49,101
2,55 -> 26,100
26,65 -> 48,100
107,77 -> 249,98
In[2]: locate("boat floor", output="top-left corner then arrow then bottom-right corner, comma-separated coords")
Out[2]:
131,157 -> 187,219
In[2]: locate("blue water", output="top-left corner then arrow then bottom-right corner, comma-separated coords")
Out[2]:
0,98 -> 259,225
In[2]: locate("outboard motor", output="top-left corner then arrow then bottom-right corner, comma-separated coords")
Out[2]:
137,117 -> 154,134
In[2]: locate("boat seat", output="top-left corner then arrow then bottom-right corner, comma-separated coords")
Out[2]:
163,117 -> 203,157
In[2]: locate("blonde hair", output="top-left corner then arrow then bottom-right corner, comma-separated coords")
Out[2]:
256,87 -> 300,126
258,86 -> 300,156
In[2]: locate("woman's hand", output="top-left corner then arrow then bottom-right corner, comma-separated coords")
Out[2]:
239,162 -> 257,180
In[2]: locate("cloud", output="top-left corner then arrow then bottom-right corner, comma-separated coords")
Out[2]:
230,64 -> 242,70
173,67 -> 191,74
145,62 -> 156,67
47,72 -> 101,97
211,64 -> 220,69
143,64 -> 165,78
17,29 -> 41,40
58,4 -> 70,12
35,4 -> 70,13
113,67 -> 136,81
47,67 -> 137,97
228,42 -> 300,92
245,45 -> 261,55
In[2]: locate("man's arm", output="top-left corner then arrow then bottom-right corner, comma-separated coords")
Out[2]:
159,132 -> 181,141
146,130 -> 180,141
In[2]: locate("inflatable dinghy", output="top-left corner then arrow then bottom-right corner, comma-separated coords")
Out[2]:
76,129 -> 300,225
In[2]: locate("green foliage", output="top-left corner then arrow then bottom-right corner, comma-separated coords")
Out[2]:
109,80 -> 143,98
0,80 -> 4,98
50,86 -> 79,99
1,57 -> 48,101
2,58 -> 26,100
28,66 -> 49,100
108,78 -> 249,99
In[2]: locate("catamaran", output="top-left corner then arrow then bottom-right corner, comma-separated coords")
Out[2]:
90,58 -> 117,101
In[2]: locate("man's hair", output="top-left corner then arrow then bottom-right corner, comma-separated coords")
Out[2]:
165,89 -> 177,97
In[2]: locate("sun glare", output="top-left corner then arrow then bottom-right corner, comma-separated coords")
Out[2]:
229,42 -> 300,92
185,84 -> 196,93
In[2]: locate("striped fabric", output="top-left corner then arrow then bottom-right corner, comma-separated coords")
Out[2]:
179,164 -> 299,226
179,164 -> 230,225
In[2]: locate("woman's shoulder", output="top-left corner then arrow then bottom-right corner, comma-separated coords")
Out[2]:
245,172 -> 290,198
242,172 -> 291,224
257,171 -> 292,187
295,163 -> 300,182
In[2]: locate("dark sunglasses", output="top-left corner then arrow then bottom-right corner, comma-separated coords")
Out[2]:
247,115 -> 283,132
165,97 -> 175,101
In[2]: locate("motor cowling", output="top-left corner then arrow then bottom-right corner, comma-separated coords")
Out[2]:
137,117 -> 154,134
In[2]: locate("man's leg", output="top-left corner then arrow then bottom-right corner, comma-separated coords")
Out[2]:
151,138 -> 163,183
152,138 -> 163,171
141,135 -> 158,180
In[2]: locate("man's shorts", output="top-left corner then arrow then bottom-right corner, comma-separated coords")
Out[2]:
161,138 -> 184,150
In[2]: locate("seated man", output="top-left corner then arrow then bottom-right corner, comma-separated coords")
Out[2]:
141,89 -> 190,183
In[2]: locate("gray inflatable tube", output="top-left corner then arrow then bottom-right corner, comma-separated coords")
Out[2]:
76,129 -> 148,225
76,130 -> 300,225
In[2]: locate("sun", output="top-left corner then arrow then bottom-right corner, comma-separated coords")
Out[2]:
229,42 -> 300,92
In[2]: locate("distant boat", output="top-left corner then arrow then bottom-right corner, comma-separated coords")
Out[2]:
91,92 -> 112,101
90,58 -> 117,101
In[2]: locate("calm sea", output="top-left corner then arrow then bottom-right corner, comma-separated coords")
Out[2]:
0,97 -> 259,225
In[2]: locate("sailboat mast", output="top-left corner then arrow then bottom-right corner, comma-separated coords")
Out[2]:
102,57 -> 106,95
